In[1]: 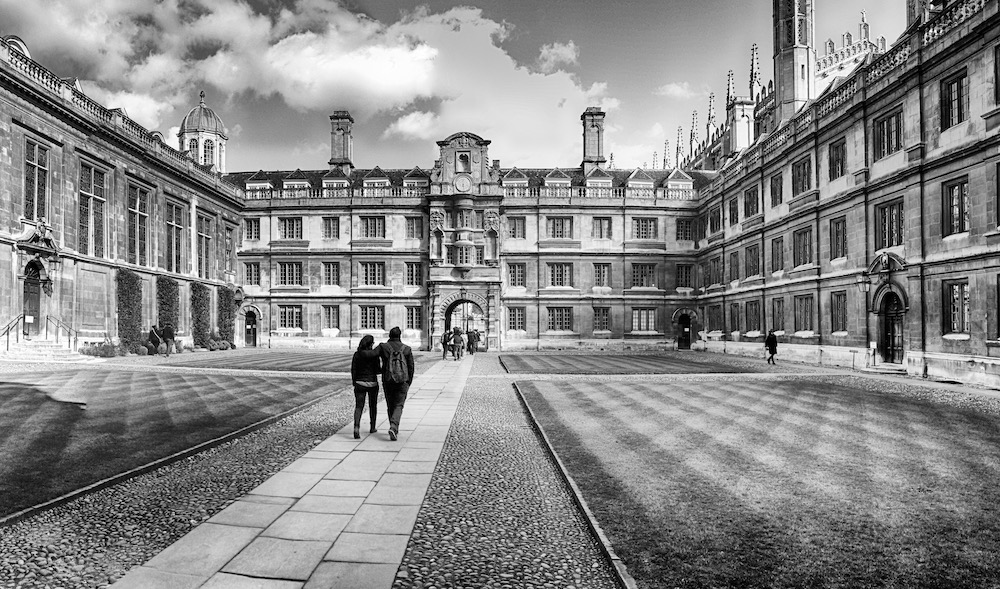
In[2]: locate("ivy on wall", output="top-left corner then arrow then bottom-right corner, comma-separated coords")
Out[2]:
218,285 -> 236,344
116,268 -> 142,352
156,276 -> 179,332
191,282 -> 211,348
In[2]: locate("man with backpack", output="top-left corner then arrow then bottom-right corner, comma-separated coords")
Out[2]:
378,326 -> 414,441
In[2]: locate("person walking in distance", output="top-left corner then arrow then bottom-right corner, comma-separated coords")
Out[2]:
765,329 -> 778,365
467,329 -> 478,355
452,327 -> 465,361
161,322 -> 175,357
441,329 -> 453,360
379,327 -> 414,441
350,335 -> 381,439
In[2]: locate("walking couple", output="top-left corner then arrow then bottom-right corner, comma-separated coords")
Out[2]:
350,327 -> 415,441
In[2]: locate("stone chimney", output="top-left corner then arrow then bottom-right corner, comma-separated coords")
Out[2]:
581,107 -> 606,175
329,110 -> 354,175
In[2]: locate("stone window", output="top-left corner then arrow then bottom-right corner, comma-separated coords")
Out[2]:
830,216 -> 847,259
707,304 -> 723,331
793,227 -> 813,267
224,226 -> 235,272
203,140 -> 214,167
942,178 -> 969,236
770,173 -> 783,207
546,216 -> 573,239
508,307 -> 526,331
874,109 -> 902,160
322,217 -> 340,239
944,281 -> 970,334
594,307 -> 610,331
632,217 -> 657,239
278,305 -> 303,329
245,262 -> 260,286
831,291 -> 847,332
361,262 -> 385,286
794,294 -> 814,331
746,301 -> 761,332
79,162 -> 106,258
792,156 -> 812,196
323,305 -> 340,329
593,217 -> 612,239
508,263 -> 526,287
772,297 -> 785,331
632,263 -> 656,288
709,206 -> 722,234
676,264 -> 693,288
676,218 -> 693,241
745,245 -> 760,277
876,200 -> 904,248
547,307 -> 573,331
406,262 -> 423,286
729,252 -> 740,282
406,306 -> 423,330
729,303 -> 741,332
710,256 -> 722,285
127,184 -> 150,266
360,306 -> 384,330
744,187 -> 760,218
549,263 -> 573,287
508,216 -> 526,239
277,262 -> 302,285
594,263 -> 611,287
771,236 -> 785,272
405,217 -> 423,239
197,214 -> 213,279
323,262 -> 340,286
244,218 -> 260,241
729,198 -> 740,226
632,308 -> 656,332
828,138 -> 847,181
941,69 -> 969,130
24,138 -> 49,221
457,152 -> 471,173
278,217 -> 303,240
360,216 -> 385,238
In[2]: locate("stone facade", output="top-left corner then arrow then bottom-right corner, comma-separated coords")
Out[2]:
0,37 -> 243,347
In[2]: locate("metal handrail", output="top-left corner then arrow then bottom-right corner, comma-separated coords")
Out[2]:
1,315 -> 24,352
45,316 -> 79,351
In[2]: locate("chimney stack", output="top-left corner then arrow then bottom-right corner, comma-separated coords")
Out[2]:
329,110 -> 354,175
581,107 -> 606,175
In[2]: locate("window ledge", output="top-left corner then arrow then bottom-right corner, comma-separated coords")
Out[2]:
942,333 -> 970,341
831,331 -> 849,337
793,330 -> 816,338
942,232 -> 969,242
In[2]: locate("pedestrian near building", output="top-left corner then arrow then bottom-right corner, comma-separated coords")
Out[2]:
351,334 -> 381,439
147,325 -> 161,356
161,323 -> 175,357
467,329 -> 478,355
441,329 -> 453,360
765,330 -> 778,365
452,327 -> 464,361
379,326 -> 414,441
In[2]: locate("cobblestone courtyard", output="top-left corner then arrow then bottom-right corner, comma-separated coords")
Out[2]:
2,351 -> 999,588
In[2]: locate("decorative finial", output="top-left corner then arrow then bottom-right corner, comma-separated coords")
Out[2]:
653,152 -> 657,170
608,152 -> 615,170
861,9 -> 866,22
199,90 -> 206,105
707,93 -> 716,128
750,44 -> 762,96
676,126 -> 684,163
726,70 -> 735,107
664,139 -> 670,169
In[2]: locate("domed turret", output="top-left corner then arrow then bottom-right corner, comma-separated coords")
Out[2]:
177,91 -> 228,173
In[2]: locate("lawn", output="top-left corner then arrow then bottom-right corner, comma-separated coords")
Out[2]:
518,376 -> 1000,588
500,352 -> 758,374
0,368 -> 349,518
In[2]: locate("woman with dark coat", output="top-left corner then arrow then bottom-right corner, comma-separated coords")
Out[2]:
350,335 -> 381,439
765,330 -> 778,365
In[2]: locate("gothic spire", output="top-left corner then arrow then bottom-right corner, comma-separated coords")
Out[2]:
689,111 -> 699,155
750,43 -> 762,98
676,126 -> 684,165
664,139 -> 670,169
726,70 -> 735,107
707,92 -> 717,134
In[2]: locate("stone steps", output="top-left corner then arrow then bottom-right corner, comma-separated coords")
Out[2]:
0,338 -> 101,363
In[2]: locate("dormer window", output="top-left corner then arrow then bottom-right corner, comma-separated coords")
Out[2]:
457,152 -> 471,173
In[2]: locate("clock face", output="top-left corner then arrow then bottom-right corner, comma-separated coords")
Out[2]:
454,175 -> 472,193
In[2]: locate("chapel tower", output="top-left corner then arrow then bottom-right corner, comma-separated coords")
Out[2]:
178,91 -> 228,173
581,107 -> 606,175
773,0 -> 816,123
329,110 -> 355,175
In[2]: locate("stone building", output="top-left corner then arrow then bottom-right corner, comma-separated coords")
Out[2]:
0,36 -> 242,348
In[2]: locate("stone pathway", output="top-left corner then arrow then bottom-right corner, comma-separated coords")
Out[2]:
110,357 -> 469,589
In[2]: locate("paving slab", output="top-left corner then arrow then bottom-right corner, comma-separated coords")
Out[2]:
222,537 -> 330,581
310,479 -> 376,497
262,511 -> 352,541
312,439 -> 362,453
385,461 -> 437,474
324,450 -> 396,480
365,473 -> 433,505
111,566 -> 206,589
302,450 -> 349,461
143,523 -> 260,577
208,500 -> 289,528
303,562 -> 399,589
249,472 -> 325,498
201,573 -> 304,589
324,533 -> 410,563
291,494 -> 366,514
283,457 -> 342,474
395,446 -> 444,462
344,504 -> 421,535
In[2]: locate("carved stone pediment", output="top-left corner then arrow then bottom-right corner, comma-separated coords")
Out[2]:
15,219 -> 59,259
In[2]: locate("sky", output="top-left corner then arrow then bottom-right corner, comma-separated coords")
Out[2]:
0,0 -> 906,173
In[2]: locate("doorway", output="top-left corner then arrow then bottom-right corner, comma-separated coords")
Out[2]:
245,311 -> 258,347
445,300 -> 486,351
677,314 -> 692,350
879,293 -> 904,364
23,262 -> 43,337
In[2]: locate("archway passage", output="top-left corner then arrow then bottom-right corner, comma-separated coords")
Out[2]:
677,314 -> 692,350
445,300 -> 485,351
244,311 -> 258,347
22,261 -> 43,337
879,293 -> 904,364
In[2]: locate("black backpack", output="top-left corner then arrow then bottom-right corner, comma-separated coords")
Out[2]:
385,344 -> 408,384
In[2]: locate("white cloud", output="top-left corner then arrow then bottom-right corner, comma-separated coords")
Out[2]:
646,122 -> 665,138
653,81 -> 704,100
536,40 -> 578,73
384,111 -> 440,140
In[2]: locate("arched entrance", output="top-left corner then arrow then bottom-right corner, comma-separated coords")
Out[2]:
244,310 -> 258,347
879,293 -> 904,364
22,260 -> 45,337
445,300 -> 486,350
